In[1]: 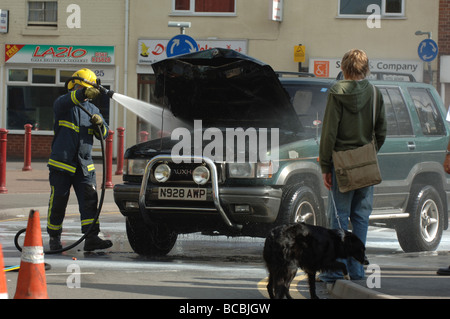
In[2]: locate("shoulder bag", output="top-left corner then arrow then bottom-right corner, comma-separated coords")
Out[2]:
331,86 -> 382,193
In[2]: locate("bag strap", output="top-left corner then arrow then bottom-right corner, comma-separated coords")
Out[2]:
372,85 -> 377,129
372,85 -> 378,149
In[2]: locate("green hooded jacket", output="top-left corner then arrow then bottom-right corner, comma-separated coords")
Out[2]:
319,79 -> 387,174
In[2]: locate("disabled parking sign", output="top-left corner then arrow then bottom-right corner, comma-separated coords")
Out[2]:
418,39 -> 438,62
166,34 -> 198,57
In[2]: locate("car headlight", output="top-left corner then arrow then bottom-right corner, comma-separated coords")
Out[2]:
256,162 -> 273,178
154,163 -> 171,183
193,165 -> 210,185
125,159 -> 148,176
228,163 -> 255,178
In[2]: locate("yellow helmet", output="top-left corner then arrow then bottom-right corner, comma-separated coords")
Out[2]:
67,68 -> 97,90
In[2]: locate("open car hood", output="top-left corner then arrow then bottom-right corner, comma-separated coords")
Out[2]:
151,48 -> 302,133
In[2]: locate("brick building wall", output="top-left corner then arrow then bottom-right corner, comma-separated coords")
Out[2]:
439,0 -> 450,106
439,0 -> 450,55
6,134 -> 52,160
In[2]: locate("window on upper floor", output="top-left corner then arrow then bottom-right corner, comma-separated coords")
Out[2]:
338,0 -> 404,18
27,1 -> 58,27
173,0 -> 236,16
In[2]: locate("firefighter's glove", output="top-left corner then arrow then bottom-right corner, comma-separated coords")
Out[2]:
90,114 -> 103,126
84,87 -> 100,100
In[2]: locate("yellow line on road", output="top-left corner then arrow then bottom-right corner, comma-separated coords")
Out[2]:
257,272 -> 308,299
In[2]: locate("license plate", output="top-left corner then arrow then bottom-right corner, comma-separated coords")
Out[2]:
158,187 -> 207,201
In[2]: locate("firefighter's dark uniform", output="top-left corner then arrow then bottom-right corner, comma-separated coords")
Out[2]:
47,88 -> 109,249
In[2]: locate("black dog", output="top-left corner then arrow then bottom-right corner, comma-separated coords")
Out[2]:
263,223 -> 366,299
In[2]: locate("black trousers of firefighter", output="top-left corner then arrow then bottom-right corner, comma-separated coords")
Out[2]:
47,167 -> 99,237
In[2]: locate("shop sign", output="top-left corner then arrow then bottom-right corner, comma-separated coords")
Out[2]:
0,10 -> 9,33
5,44 -> 115,65
309,58 -> 424,82
138,39 -> 248,64
271,0 -> 284,22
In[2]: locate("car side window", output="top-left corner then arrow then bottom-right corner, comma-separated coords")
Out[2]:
409,88 -> 446,136
379,87 -> 413,136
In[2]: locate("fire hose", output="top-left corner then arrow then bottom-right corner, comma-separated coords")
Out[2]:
14,77 -> 114,254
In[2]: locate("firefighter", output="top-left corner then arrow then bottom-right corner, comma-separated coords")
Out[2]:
47,68 -> 113,252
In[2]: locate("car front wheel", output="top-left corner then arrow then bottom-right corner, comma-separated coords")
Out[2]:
276,183 -> 325,226
126,215 -> 178,256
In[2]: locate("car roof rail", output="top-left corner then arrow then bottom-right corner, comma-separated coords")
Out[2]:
276,71 -> 316,78
336,71 -> 416,82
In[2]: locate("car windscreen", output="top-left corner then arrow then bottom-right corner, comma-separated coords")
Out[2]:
281,83 -> 330,137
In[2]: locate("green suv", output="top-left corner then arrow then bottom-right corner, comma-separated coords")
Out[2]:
113,48 -> 449,255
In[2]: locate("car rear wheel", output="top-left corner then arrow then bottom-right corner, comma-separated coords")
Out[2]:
126,216 -> 178,256
396,185 -> 444,252
276,183 -> 325,226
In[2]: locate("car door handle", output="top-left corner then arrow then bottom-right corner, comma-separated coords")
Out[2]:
407,141 -> 416,151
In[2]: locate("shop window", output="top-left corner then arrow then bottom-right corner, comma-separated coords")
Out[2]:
28,1 -> 57,26
9,69 -> 29,82
137,74 -> 163,141
7,84 -> 111,132
338,0 -> 404,17
60,70 -> 75,84
7,67 -> 111,132
173,0 -> 235,14
7,86 -> 65,131
32,68 -> 56,84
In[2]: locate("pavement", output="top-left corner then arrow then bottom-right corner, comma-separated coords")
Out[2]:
1,159 -> 449,299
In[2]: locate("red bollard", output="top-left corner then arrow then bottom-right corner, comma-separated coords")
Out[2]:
104,130 -> 114,189
139,131 -> 149,143
0,128 -> 9,194
115,127 -> 125,175
22,124 -> 32,171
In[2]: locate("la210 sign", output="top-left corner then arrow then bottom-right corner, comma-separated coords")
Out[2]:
5,44 -> 115,65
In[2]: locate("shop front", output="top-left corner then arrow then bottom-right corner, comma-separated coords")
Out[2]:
135,38 -> 247,140
2,44 -> 116,158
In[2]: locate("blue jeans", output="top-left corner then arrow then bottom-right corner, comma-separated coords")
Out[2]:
319,167 -> 373,282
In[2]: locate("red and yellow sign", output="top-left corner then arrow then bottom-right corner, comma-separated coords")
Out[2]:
5,44 -> 25,62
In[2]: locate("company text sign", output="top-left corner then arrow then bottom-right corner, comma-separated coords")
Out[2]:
309,58 -> 423,82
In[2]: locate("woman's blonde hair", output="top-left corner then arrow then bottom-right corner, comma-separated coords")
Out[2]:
341,49 -> 370,79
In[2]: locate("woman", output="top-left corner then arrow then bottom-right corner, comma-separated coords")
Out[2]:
319,49 -> 387,281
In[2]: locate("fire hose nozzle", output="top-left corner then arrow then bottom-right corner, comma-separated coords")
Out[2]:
97,85 -> 114,98
64,76 -> 114,99
106,90 -> 115,98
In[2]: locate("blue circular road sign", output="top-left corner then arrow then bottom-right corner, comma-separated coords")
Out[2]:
418,39 -> 439,62
166,34 -> 198,57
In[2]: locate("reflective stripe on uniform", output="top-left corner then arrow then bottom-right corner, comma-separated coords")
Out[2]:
93,124 -> 107,139
59,120 -> 79,133
87,164 -> 95,171
48,159 -> 76,174
47,185 -> 62,231
71,90 -> 81,105
81,218 -> 99,226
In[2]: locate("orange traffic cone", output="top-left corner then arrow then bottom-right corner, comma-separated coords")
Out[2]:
0,244 -> 8,299
14,210 -> 48,299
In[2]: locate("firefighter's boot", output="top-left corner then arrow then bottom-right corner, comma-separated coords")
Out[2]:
49,235 -> 62,251
84,233 -> 113,251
